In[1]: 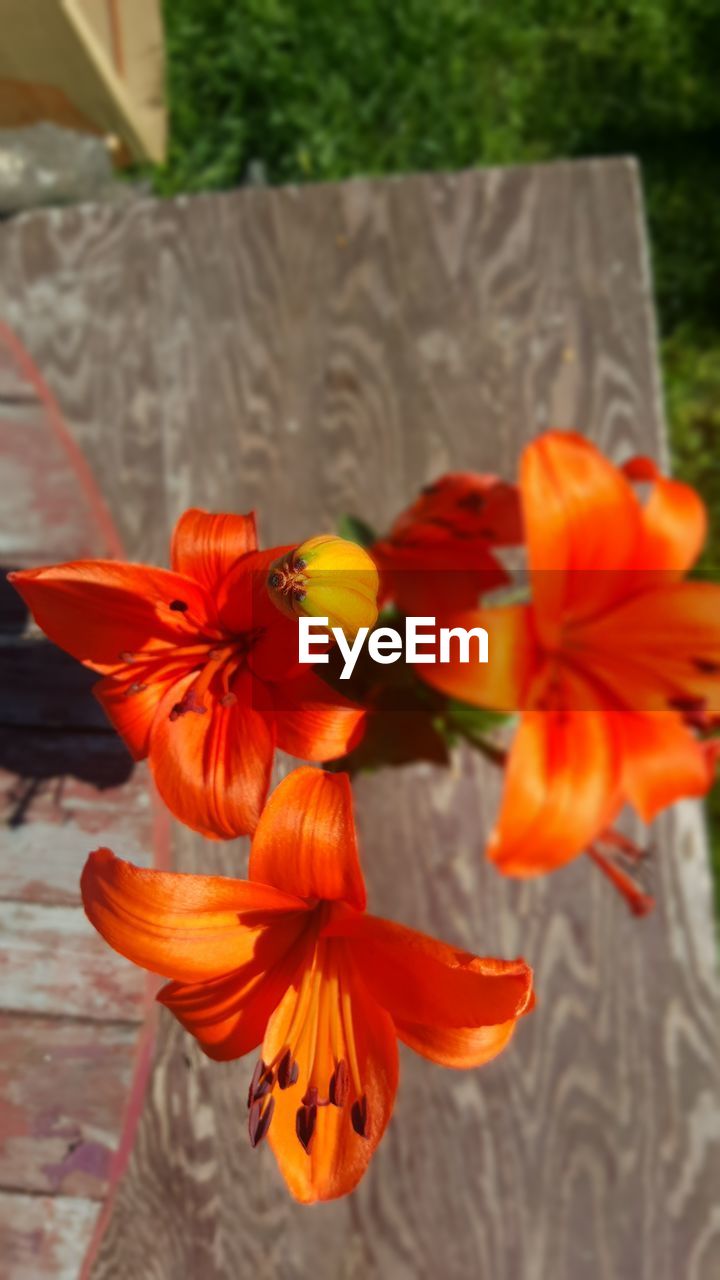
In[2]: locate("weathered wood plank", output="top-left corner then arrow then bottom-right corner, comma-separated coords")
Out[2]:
0,318 -> 122,563
0,901 -> 147,1021
0,1190 -> 100,1280
0,1013 -> 141,1198
0,160 -> 717,1280
0,735 -> 150,904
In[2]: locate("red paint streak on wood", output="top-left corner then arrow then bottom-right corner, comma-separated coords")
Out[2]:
0,319 -> 123,561
0,321 -> 169,1273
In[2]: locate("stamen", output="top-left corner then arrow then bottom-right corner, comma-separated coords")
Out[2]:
268,572 -> 282,590
328,1059 -> 349,1107
296,1101 -> 317,1154
169,685 -> 208,720
169,599 -> 188,612
277,1050 -> 299,1090
587,846 -> 654,917
597,827 -> 647,862
248,1095 -> 275,1148
119,651 -> 135,663
351,1095 -> 368,1138
125,681 -> 148,696
247,1058 -> 274,1107
339,956 -> 363,1100
220,692 -> 237,708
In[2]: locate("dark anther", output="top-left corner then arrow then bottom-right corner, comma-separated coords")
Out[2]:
294,558 -> 307,571
694,657 -> 720,675
247,1059 -> 273,1108
351,1094 -> 368,1138
292,587 -> 306,602
277,1049 -> 300,1090
328,1060 -> 349,1107
668,695 -> 706,714
268,572 -> 282,590
169,686 -> 208,721
126,682 -> 148,696
296,1102 -> 317,1154
119,651 -> 135,664
169,599 -> 188,612
248,1095 -> 275,1148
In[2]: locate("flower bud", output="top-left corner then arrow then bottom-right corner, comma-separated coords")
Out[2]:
267,535 -> 379,635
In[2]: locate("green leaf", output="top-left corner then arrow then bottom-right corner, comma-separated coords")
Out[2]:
336,513 -> 378,548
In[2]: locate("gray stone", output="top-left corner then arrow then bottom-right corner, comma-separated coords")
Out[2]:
0,123 -> 139,214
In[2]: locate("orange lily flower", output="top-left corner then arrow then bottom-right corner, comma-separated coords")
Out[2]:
10,510 -> 365,839
372,472 -> 521,616
424,432 -> 720,899
80,768 -> 534,1203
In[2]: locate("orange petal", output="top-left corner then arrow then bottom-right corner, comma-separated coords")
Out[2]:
170,508 -> 258,592
262,946 -> 398,1203
488,709 -> 621,875
158,920 -> 312,1060
521,431 -> 644,637
394,1017 -> 518,1069
420,604 -> 536,712
333,914 -> 533,1035
270,670 -> 366,761
624,457 -> 707,573
616,711 -> 713,821
9,561 -> 212,674
249,768 -> 366,911
94,663 -> 189,760
81,847 -> 307,983
217,546 -> 293,634
150,671 -> 275,839
570,582 -> 720,714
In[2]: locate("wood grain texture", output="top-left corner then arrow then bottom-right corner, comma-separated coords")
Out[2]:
0,320 -> 156,1277
0,159 -> 717,1280
0,900 -> 146,1021
0,1191 -> 100,1280
0,1013 -> 141,1197
0,734 -> 150,903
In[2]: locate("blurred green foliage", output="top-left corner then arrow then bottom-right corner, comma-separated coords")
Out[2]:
158,0 -> 720,903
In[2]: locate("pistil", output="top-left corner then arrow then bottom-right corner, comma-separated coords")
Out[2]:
245,938 -> 370,1154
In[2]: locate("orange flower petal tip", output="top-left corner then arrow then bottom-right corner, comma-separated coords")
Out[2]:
267,535 -> 379,635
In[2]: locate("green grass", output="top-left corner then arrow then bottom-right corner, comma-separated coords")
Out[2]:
155,0 -> 720,905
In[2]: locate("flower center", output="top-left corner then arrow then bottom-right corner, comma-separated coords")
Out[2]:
246,937 -> 369,1155
267,554 -> 308,606
119,598 -> 265,719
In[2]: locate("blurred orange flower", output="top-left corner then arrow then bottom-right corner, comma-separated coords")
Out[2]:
81,768 -> 534,1203
372,472 -> 521,616
425,432 -> 720,893
11,510 -> 364,839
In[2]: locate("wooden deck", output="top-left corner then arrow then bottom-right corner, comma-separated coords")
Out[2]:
0,159 -> 719,1279
0,327 -> 163,1278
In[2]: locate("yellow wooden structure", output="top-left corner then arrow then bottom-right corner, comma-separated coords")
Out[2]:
0,0 -> 166,164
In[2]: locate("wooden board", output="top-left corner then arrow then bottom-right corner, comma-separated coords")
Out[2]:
0,160 -> 718,1280
0,324 -> 157,1277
